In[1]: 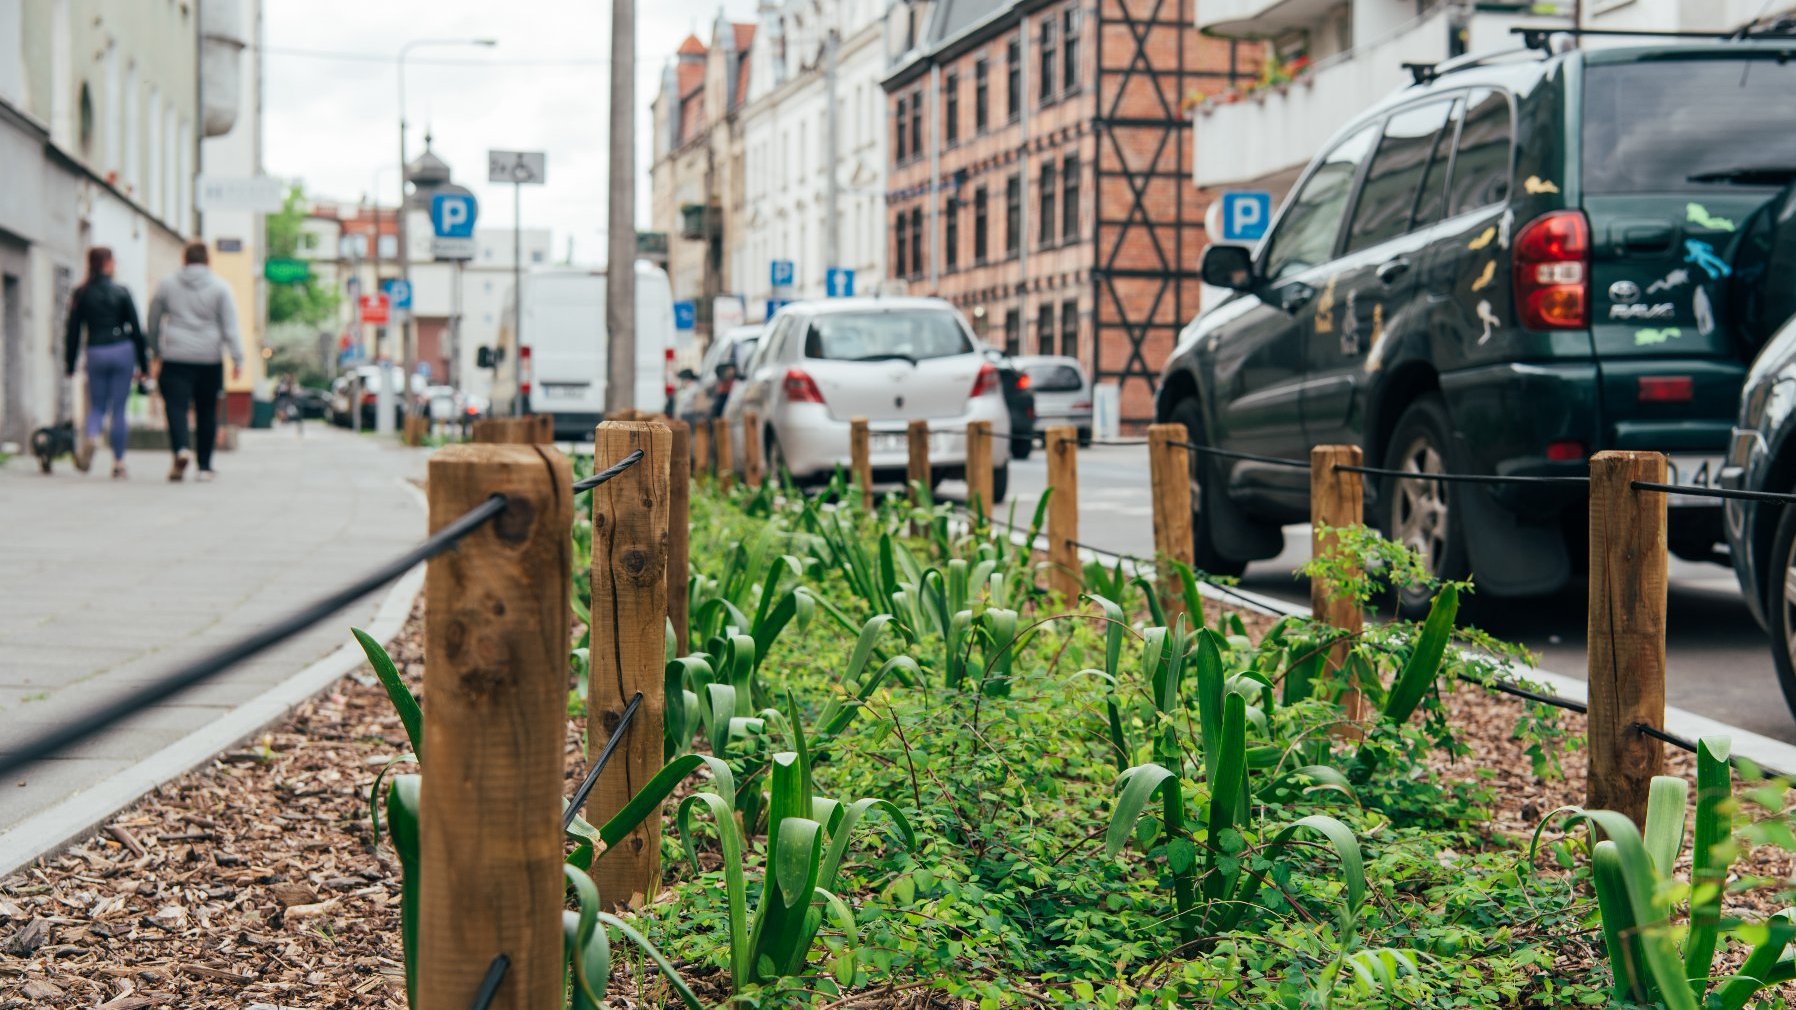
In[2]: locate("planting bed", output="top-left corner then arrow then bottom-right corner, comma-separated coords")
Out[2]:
5,479 -> 1796,1009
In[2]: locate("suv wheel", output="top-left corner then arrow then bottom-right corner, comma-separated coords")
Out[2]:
1763,505 -> 1796,721
1167,396 -> 1248,578
991,462 -> 1009,505
1381,395 -> 1470,618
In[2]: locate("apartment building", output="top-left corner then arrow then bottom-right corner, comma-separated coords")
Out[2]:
883,0 -> 1246,422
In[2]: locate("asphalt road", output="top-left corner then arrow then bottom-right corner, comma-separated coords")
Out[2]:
975,443 -> 1796,745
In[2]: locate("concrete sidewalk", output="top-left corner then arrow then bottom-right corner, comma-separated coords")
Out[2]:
0,426 -> 426,838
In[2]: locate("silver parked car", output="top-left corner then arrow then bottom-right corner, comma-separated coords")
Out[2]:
674,324 -> 762,423
1013,355 -> 1092,446
724,298 -> 1012,499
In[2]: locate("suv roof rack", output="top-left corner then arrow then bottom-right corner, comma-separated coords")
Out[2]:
1402,45 -> 1543,87
1510,25 -> 1780,52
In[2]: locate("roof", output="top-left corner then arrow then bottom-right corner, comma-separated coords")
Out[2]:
676,34 -> 707,56
931,0 -> 1008,46
732,22 -> 756,53
781,296 -> 959,316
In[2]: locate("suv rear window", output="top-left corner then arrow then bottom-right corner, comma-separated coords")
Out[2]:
1025,363 -> 1084,391
803,310 -> 973,362
1584,55 -> 1796,194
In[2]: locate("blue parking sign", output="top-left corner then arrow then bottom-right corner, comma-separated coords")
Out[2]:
673,300 -> 696,330
825,268 -> 855,298
430,193 -> 478,238
1218,191 -> 1272,243
770,260 -> 795,288
382,278 -> 413,311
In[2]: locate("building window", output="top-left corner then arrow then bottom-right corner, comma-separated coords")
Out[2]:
1039,17 -> 1057,105
1004,308 -> 1021,356
895,95 -> 907,161
1063,7 -> 1081,91
1036,302 -> 1054,356
1006,38 -> 1021,121
944,72 -> 959,146
1038,161 -> 1057,247
974,59 -> 989,133
1062,155 -> 1079,241
909,207 -> 924,277
974,185 -> 989,263
895,210 -> 908,276
1005,174 -> 1021,256
945,198 -> 959,271
909,89 -> 923,163
1061,299 -> 1079,359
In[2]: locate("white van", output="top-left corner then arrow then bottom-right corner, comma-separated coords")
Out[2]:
486,260 -> 675,440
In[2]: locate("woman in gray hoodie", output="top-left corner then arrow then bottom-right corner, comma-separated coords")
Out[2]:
147,241 -> 243,481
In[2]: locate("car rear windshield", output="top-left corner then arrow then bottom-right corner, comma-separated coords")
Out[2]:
1583,55 -> 1796,194
1025,364 -> 1084,392
803,310 -> 973,362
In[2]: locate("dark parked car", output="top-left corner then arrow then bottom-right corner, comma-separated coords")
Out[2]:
1159,37 -> 1796,614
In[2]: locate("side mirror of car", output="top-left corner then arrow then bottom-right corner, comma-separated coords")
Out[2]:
1201,245 -> 1257,292
475,346 -> 495,369
715,362 -> 736,381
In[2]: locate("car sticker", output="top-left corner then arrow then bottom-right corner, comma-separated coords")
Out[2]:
1341,289 -> 1361,355
1476,300 -> 1500,344
1365,304 -> 1389,373
1467,226 -> 1496,251
1498,208 -> 1515,249
1523,176 -> 1559,195
1636,327 -> 1682,346
1684,239 -> 1731,280
1646,268 -> 1690,295
1686,202 -> 1737,232
1694,286 -> 1715,337
1314,273 -> 1338,335
1470,260 -> 1496,291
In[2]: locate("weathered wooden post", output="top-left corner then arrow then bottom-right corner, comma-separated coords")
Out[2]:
965,420 -> 993,522
850,417 -> 873,512
692,416 -> 712,482
1147,423 -> 1194,621
667,419 -> 691,656
1587,451 -> 1668,827
712,416 -> 734,491
907,420 -> 930,505
588,420 -> 672,906
1045,426 -> 1080,602
742,410 -> 764,488
421,444 -> 571,1009
1310,445 -> 1365,724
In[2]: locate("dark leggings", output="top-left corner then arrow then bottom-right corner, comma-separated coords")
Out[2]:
160,361 -> 223,471
84,340 -> 136,460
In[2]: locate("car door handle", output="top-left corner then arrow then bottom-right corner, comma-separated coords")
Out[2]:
1278,283 -> 1314,313
1376,257 -> 1411,284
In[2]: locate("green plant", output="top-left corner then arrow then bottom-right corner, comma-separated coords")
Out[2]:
1533,736 -> 1796,1010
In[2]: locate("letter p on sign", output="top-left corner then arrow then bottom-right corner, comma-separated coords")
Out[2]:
1218,191 -> 1272,244
431,193 -> 478,239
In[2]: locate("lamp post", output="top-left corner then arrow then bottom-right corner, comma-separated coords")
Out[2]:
398,36 -> 495,418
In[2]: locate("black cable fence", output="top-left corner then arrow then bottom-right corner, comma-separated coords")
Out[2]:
574,449 -> 645,494
564,691 -> 645,830
469,954 -> 510,1010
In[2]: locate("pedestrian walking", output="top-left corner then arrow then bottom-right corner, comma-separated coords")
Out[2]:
63,246 -> 147,478
147,241 -> 243,482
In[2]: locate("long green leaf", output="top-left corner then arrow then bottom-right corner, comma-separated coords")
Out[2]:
1202,691 -> 1248,905
1715,909 -> 1796,1010
353,628 -> 422,759
1688,735 -> 1734,987
1643,775 -> 1689,878
595,911 -> 707,1010
1224,814 -> 1365,935
386,775 -> 421,1010
675,790 -> 750,990
1592,840 -> 1649,1004
564,865 -> 610,1010
1381,583 -> 1458,725
818,797 -> 915,892
1105,763 -> 1178,857
597,753 -> 732,849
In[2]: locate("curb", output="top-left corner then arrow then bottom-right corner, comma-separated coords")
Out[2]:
0,479 -> 428,878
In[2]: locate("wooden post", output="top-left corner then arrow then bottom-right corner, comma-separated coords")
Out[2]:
421,444 -> 571,1010
850,417 -> 873,512
1587,451 -> 1668,827
588,420 -> 672,906
403,414 -> 429,446
1148,423 -> 1194,620
1310,444 -> 1365,724
1046,426 -> 1080,602
907,420 -> 930,505
529,413 -> 553,445
667,420 -> 691,657
712,416 -> 734,491
965,420 -> 993,522
470,418 -> 504,443
692,417 -> 711,482
742,410 -> 763,488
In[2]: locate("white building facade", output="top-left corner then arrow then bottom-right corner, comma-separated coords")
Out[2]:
736,0 -> 889,317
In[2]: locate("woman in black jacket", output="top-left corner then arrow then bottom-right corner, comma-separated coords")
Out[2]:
64,246 -> 147,477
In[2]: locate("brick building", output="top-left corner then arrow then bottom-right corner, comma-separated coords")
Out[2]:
882,0 -> 1246,422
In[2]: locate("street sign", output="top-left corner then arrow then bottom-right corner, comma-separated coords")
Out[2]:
770,260 -> 795,288
714,296 -> 745,331
1215,191 -> 1273,243
825,268 -> 855,298
431,192 -> 478,237
360,294 -> 391,326
765,298 -> 791,319
488,150 -> 547,185
196,175 -> 286,212
674,300 -> 696,331
264,258 -> 311,285
382,279 -> 413,312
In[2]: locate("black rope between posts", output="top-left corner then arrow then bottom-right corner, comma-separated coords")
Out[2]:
0,495 -> 511,779
563,691 -> 645,830
574,449 -> 646,493
1635,721 -> 1795,781
1630,480 -> 1796,507
469,954 -> 510,1010
1338,464 -> 1590,488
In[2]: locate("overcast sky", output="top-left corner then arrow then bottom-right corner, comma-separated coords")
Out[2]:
264,0 -> 757,265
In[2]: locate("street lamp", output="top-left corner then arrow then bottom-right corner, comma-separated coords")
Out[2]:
397,36 -> 496,416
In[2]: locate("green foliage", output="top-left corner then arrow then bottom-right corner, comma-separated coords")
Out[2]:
264,184 -> 340,330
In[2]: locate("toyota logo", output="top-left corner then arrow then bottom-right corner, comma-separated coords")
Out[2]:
1608,280 -> 1641,304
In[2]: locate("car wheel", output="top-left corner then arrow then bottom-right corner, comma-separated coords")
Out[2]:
991,462 -> 1009,504
1078,428 -> 1092,448
1167,396 -> 1248,578
1764,505 -> 1796,721
1011,436 -> 1033,461
1381,395 -> 1471,619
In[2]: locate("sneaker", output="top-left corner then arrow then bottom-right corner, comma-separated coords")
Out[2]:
169,449 -> 192,482
111,462 -> 127,479
74,438 -> 94,473
196,469 -> 215,483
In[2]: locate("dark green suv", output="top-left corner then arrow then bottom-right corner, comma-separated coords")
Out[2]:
1157,37 -> 1796,611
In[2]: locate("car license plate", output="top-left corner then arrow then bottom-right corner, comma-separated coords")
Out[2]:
872,433 -> 907,454
542,384 -> 588,400
1665,453 -> 1724,507
871,431 -> 958,455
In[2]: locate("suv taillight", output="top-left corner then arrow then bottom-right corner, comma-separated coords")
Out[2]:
970,362 -> 1000,398
783,368 -> 825,404
519,345 -> 534,398
1514,210 -> 1589,330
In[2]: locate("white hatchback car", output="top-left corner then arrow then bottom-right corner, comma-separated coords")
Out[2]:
724,298 -> 1012,500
